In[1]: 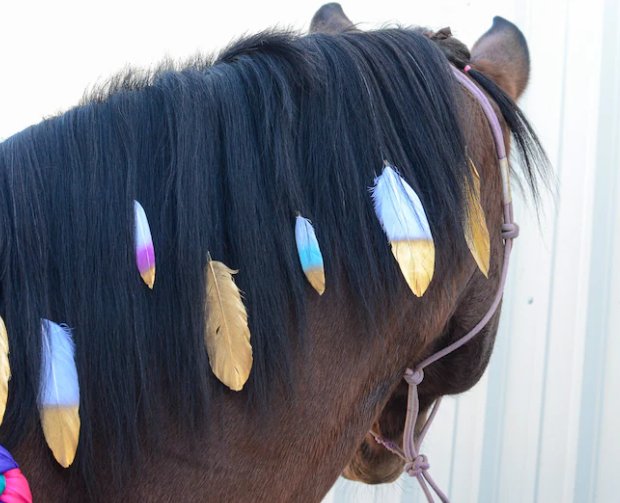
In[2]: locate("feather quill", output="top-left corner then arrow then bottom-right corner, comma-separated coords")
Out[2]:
134,200 -> 156,289
0,316 -> 10,426
39,320 -> 80,468
295,215 -> 326,295
205,254 -> 253,391
464,159 -> 490,277
372,163 -> 435,297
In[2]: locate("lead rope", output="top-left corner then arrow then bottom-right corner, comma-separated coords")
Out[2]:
371,66 -> 519,503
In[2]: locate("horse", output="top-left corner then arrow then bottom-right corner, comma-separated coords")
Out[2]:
0,3 -> 547,501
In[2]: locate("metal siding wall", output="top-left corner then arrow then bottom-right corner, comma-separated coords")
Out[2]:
575,0 -> 620,500
324,0 -> 618,501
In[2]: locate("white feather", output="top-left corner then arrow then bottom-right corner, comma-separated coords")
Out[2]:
40,320 -> 79,408
371,165 -> 433,242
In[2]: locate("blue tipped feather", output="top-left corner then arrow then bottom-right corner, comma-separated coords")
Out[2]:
295,215 -> 326,295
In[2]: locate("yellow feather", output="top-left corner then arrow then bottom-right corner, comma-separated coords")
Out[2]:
305,269 -> 325,296
464,160 -> 491,277
205,254 -> 253,391
41,406 -> 80,468
390,239 -> 435,297
0,317 -> 10,426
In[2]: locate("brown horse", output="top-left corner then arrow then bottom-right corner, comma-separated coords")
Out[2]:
310,6 -> 540,487
0,4 -> 546,502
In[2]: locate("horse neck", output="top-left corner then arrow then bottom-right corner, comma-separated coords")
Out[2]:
180,282 -> 469,501
19,109 -> 505,503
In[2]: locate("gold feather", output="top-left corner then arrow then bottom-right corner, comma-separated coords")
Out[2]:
391,240 -> 435,297
305,270 -> 325,295
41,406 -> 80,468
205,254 -> 253,391
464,159 -> 491,277
0,316 -> 10,426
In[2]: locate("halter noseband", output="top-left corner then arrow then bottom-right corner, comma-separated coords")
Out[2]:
370,65 -> 519,503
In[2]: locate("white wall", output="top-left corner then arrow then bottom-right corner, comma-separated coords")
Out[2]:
1,1 -> 617,502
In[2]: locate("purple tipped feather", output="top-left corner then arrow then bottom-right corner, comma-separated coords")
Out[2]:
133,201 -> 156,288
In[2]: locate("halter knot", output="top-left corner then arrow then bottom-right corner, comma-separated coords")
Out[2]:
404,454 -> 430,478
501,222 -> 520,239
404,368 -> 424,386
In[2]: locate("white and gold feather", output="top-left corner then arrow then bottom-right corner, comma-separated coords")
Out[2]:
371,163 -> 435,297
39,319 -> 80,468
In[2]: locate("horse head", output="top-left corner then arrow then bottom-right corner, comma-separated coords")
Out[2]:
309,4 -> 538,486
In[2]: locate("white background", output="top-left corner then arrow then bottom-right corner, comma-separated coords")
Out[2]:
1,1 -> 619,502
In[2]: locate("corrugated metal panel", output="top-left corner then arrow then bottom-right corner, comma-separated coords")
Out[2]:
324,0 -> 619,501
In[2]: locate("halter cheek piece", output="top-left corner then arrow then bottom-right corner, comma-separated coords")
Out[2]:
371,65 -> 519,503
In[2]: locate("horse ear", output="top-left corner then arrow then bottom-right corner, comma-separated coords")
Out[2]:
470,16 -> 530,100
310,3 -> 355,34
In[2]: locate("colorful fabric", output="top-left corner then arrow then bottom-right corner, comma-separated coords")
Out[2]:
0,446 -> 32,503
0,447 -> 17,474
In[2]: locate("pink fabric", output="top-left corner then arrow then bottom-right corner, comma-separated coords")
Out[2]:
1,469 -> 32,503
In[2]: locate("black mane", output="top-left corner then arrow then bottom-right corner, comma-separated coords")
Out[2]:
0,28 -> 545,494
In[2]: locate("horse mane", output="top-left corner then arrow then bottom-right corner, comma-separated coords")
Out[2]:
0,28 -> 546,494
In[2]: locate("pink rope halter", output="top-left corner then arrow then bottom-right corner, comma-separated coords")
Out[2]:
371,66 -> 519,503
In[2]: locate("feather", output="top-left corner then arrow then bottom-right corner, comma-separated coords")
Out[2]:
464,159 -> 490,277
295,215 -> 326,295
0,317 -> 10,426
134,200 -> 156,289
39,320 -> 80,468
371,163 -> 435,297
205,254 -> 253,391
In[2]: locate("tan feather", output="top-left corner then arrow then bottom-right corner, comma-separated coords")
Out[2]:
390,240 -> 435,297
0,316 -> 10,425
305,269 -> 325,295
205,254 -> 253,391
464,160 -> 491,277
41,406 -> 80,468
